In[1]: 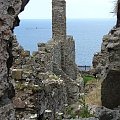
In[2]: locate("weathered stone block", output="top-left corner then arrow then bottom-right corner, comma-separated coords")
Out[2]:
12,69 -> 23,80
101,70 -> 120,109
13,98 -> 26,109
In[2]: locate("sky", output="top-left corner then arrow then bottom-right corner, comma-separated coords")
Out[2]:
19,0 -> 115,19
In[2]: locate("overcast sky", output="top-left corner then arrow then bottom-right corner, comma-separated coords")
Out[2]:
19,0 -> 115,19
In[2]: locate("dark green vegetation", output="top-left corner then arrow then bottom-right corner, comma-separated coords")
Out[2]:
82,74 -> 96,85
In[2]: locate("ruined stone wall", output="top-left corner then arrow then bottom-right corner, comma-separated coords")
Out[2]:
37,42 -> 54,72
92,0 -> 120,109
93,26 -> 120,108
52,41 -> 62,68
37,37 -> 78,80
36,36 -> 81,105
0,0 -> 22,119
37,40 -> 62,70
10,36 -> 68,119
47,40 -> 62,69
37,29 -> 78,81
64,35 -> 77,80
10,36 -> 83,119
65,36 -> 75,63
0,0 -> 83,119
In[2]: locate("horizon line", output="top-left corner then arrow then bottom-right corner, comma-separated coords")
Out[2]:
20,17 -> 116,20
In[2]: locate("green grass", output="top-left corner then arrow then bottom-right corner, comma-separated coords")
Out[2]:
82,75 -> 96,84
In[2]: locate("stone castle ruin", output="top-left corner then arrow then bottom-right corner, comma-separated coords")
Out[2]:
1,0 -> 120,119
0,0 -> 83,119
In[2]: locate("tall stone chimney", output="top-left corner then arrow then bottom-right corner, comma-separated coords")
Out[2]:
52,0 -> 66,41
52,0 -> 66,70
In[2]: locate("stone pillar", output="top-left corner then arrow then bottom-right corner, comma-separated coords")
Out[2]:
52,0 -> 66,41
52,0 -> 66,70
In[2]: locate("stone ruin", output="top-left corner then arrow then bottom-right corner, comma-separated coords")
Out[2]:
0,0 -> 83,119
0,0 -> 22,119
93,0 -> 120,109
1,0 -> 120,119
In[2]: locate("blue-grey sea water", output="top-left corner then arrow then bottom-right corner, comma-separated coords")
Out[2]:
14,19 -> 116,66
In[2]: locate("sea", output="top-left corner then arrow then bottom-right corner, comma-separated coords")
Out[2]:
14,19 -> 116,66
